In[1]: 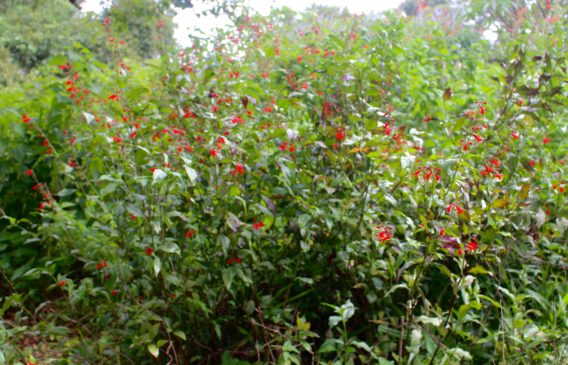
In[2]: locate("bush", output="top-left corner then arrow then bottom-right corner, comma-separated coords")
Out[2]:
0,2 -> 566,364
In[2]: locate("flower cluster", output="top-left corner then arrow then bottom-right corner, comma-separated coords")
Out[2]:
412,165 -> 441,183
376,225 -> 393,243
445,203 -> 466,215
480,158 -> 503,180
226,257 -> 242,265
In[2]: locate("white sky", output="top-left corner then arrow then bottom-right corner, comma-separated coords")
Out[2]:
81,0 -> 404,47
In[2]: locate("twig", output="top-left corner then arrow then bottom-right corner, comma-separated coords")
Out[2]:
398,316 -> 405,363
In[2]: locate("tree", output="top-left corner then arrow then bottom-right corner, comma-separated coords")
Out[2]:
104,0 -> 175,59
0,0 -> 106,74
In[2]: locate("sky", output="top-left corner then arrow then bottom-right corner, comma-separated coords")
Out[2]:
81,0 -> 404,47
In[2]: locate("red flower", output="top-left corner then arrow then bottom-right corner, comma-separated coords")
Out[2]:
210,149 -> 218,157
145,248 -> 154,256
22,114 -> 31,123
108,94 -> 119,101
335,129 -> 345,142
212,105 -> 218,113
183,111 -> 196,118
279,142 -> 287,151
481,165 -> 493,177
96,260 -> 107,270
226,257 -> 242,265
543,136 -> 550,144
376,226 -> 393,243
466,240 -> 478,252
479,105 -> 486,115
264,106 -> 272,113
217,137 -> 226,144
511,131 -> 520,140
446,203 -> 465,215
455,205 -> 465,215
253,221 -> 264,230
231,116 -> 243,124
113,136 -> 122,144
232,163 -> 245,176
25,169 -> 33,176
472,133 -> 483,143
546,16 -> 559,24
58,280 -> 66,287
384,122 -> 393,136
111,289 -> 118,296
529,160 -> 537,167
490,158 -> 500,167
185,229 -> 195,238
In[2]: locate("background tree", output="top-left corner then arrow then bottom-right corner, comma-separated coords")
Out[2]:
0,0 -> 106,82
103,0 -> 176,59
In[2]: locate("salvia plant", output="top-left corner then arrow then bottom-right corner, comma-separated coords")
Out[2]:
0,1 -> 566,364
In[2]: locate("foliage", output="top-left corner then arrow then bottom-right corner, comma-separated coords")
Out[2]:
0,1 -> 566,364
103,0 -> 176,59
0,0 -> 108,75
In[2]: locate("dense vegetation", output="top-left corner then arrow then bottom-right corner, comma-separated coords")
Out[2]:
0,0 -> 566,364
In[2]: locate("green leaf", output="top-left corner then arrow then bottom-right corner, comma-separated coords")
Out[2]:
221,352 -> 251,365
147,344 -> 159,358
318,339 -> 343,353
126,204 -> 143,217
352,340 -> 372,352
82,111 -> 97,125
296,316 -> 311,331
153,257 -> 162,277
55,189 -> 77,198
161,242 -> 180,255
153,169 -> 167,183
469,265 -> 491,276
173,330 -> 186,340
416,315 -> 442,327
184,165 -> 198,185
222,269 -> 234,291
100,183 -> 118,196
479,294 -> 502,309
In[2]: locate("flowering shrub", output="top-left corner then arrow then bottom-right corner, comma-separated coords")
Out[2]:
0,2 -> 566,365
